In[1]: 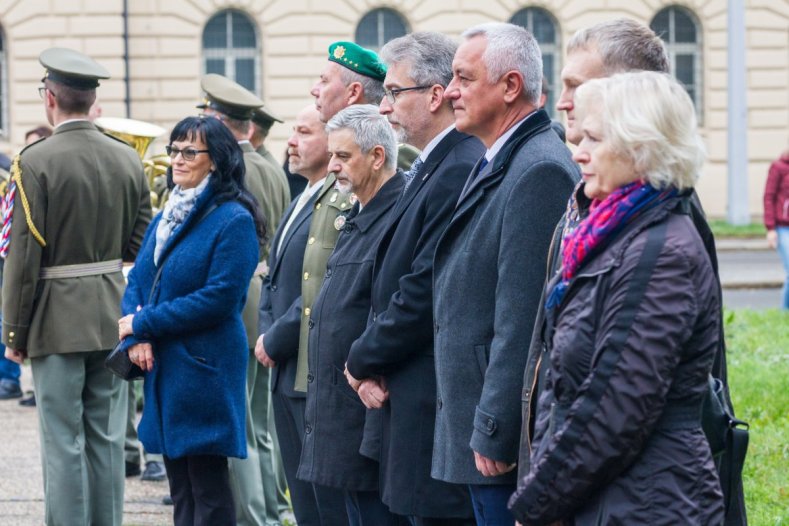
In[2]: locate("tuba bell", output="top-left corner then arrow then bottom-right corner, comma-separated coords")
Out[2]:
94,117 -> 168,210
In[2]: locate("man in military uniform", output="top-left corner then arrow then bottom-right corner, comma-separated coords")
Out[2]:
198,73 -> 291,526
2,47 -> 151,525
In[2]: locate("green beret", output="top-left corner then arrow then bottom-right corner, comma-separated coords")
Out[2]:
327,41 -> 387,81
198,74 -> 264,121
39,47 -> 110,90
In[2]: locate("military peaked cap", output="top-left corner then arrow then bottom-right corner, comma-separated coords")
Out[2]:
39,47 -> 110,90
198,74 -> 264,121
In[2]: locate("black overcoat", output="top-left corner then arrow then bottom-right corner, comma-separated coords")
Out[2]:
297,175 -> 403,490
345,129 -> 483,517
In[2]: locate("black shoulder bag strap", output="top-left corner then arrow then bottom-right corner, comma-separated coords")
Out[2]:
534,219 -> 668,488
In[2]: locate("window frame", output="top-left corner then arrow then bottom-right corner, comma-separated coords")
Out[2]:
509,7 -> 561,118
651,5 -> 704,122
202,9 -> 262,96
354,7 -> 410,51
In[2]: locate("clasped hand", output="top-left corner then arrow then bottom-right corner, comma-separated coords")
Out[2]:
118,313 -> 155,371
344,366 -> 389,409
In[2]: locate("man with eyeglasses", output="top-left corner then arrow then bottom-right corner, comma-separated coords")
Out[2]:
341,32 -> 483,525
197,73 -> 291,526
2,47 -> 151,525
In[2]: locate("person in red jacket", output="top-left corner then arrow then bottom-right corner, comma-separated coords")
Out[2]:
763,148 -> 789,309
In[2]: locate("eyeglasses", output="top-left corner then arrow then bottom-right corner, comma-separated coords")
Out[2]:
383,85 -> 431,104
38,86 -> 52,99
165,145 -> 210,161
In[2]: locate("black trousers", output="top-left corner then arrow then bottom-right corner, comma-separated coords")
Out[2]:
163,454 -> 236,526
272,391 -> 348,525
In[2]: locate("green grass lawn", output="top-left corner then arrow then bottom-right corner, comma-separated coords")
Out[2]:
710,220 -> 767,238
725,309 -> 789,524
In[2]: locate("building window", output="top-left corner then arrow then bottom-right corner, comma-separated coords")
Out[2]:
355,8 -> 409,51
0,27 -> 7,138
202,10 -> 260,95
651,6 -> 703,120
510,7 -> 560,117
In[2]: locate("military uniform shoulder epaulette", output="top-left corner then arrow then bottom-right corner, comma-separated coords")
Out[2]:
18,135 -> 47,155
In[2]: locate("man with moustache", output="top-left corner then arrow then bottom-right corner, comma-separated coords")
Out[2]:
256,105 -> 349,525
343,32 -> 482,525
298,103 -> 404,526
257,46 -> 383,520
432,23 -> 579,524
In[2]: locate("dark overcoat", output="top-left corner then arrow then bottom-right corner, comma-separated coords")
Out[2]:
122,188 -> 259,459
345,129 -> 483,517
509,196 -> 725,525
432,110 -> 579,484
297,175 -> 402,491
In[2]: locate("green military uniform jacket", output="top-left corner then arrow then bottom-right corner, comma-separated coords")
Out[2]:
2,121 -> 152,356
240,141 -> 290,347
294,174 -> 353,392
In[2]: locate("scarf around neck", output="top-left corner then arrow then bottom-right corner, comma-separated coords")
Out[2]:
154,175 -> 211,265
545,180 -> 676,309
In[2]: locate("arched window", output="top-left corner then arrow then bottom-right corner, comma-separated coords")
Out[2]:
0,27 -> 7,138
355,8 -> 409,51
651,6 -> 703,120
202,10 -> 260,95
510,7 -> 561,117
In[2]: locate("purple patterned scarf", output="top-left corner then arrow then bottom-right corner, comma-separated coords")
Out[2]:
546,180 -> 676,308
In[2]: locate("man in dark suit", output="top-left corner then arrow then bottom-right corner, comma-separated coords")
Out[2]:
344,32 -> 482,525
256,105 -> 347,526
431,23 -> 579,524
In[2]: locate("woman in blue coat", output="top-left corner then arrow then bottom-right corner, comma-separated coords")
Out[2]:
118,116 -> 263,526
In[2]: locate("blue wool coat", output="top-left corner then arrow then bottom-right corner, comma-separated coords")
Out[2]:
121,188 -> 259,459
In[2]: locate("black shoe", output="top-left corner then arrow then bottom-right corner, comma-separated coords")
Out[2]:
141,460 -> 167,481
125,460 -> 141,478
162,495 -> 173,505
18,393 -> 36,407
0,379 -> 22,400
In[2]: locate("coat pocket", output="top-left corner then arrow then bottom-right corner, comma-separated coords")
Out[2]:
474,344 -> 489,379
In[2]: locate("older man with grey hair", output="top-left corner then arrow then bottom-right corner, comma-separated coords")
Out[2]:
297,104 -> 405,525
432,22 -> 579,524
343,32 -> 483,525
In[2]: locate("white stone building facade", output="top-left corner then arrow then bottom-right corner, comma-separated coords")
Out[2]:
0,0 -> 787,218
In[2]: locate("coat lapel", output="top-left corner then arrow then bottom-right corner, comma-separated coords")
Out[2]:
270,192 -> 318,277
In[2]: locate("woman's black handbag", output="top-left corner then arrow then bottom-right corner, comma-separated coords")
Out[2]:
105,202 -> 219,381
105,339 -> 144,380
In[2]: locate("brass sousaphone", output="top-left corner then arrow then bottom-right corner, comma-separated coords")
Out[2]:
94,117 -> 169,210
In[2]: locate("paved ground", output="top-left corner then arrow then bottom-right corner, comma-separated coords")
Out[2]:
0,367 -> 173,526
0,238 -> 784,525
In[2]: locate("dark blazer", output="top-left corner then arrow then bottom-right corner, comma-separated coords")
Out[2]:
432,110 -> 580,485
258,190 -> 319,398
345,129 -> 483,517
297,174 -> 403,491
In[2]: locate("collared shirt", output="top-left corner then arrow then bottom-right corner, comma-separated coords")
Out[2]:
484,110 -> 539,163
418,124 -> 456,163
276,176 -> 326,256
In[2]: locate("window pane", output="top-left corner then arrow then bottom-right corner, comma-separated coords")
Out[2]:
232,12 -> 256,48
673,10 -> 697,43
206,59 -> 225,76
675,54 -> 695,86
531,10 -> 555,43
235,59 -> 255,91
203,14 -> 226,48
542,54 -> 555,115
510,10 -> 528,28
356,8 -> 407,50
650,10 -> 669,38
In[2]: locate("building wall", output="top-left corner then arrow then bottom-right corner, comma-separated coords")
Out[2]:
0,0 -> 787,218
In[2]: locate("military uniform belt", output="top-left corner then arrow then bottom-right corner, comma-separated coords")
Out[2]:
39,259 -> 123,279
